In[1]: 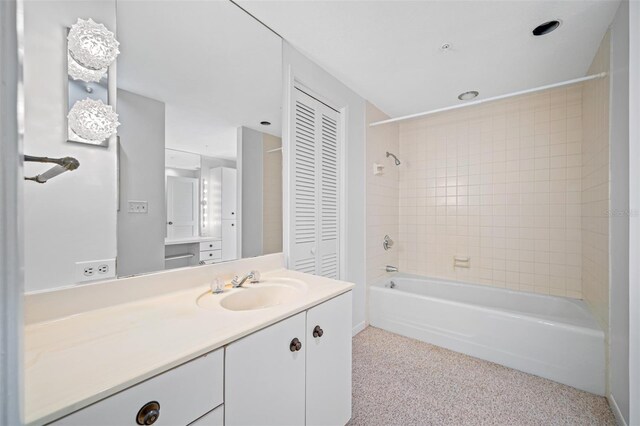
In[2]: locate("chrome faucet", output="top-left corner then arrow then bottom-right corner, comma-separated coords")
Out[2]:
231,270 -> 261,288
386,265 -> 398,273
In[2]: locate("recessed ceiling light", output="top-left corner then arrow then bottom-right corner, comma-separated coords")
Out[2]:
532,20 -> 561,36
458,91 -> 479,101
260,121 -> 271,126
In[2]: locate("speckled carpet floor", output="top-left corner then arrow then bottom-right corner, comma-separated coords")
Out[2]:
349,327 -> 615,426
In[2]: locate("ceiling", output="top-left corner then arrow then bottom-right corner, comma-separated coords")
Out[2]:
116,0 -> 282,159
238,0 -> 620,118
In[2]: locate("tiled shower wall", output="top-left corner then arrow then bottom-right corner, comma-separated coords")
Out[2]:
366,102 -> 400,284
397,86 -> 584,298
581,32 -> 610,327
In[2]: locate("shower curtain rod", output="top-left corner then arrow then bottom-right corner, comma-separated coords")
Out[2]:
369,72 -> 607,127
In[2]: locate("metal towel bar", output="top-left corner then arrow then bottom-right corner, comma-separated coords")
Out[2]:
24,155 -> 80,183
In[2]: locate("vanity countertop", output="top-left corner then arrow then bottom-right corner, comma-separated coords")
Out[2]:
24,268 -> 354,425
164,236 -> 221,246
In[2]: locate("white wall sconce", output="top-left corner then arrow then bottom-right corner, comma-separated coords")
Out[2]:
68,98 -> 120,142
67,18 -> 120,82
68,53 -> 106,83
66,18 -> 120,147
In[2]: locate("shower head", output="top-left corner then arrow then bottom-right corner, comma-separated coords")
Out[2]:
386,151 -> 401,166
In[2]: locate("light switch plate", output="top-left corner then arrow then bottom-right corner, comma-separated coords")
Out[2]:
128,200 -> 148,214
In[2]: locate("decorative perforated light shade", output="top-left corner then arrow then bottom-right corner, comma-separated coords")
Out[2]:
67,53 -> 106,83
67,18 -> 120,71
67,98 -> 120,142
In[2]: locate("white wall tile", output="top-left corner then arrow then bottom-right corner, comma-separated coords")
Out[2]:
365,103 -> 400,285
581,32 -> 611,329
397,86 -> 584,298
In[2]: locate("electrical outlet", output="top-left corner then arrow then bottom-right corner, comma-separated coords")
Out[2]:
128,200 -> 148,214
75,259 -> 116,283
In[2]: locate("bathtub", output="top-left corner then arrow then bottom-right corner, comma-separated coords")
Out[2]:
369,274 -> 605,395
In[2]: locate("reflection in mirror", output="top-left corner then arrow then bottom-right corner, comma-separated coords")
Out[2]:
22,0 -> 282,291
116,0 -> 283,277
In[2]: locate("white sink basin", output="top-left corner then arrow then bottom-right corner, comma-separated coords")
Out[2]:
197,278 -> 306,311
220,286 -> 300,311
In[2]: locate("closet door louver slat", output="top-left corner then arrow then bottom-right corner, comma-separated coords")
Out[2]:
290,88 -> 340,279
318,112 -> 339,279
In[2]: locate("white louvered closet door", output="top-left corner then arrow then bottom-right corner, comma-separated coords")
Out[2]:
290,88 -> 340,279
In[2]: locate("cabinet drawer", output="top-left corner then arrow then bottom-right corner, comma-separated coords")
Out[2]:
199,250 -> 222,262
52,349 -> 224,425
199,241 -> 221,251
190,404 -> 223,426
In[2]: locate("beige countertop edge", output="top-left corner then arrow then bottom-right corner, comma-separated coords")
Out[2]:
25,283 -> 354,426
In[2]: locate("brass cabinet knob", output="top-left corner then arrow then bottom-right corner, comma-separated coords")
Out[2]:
136,401 -> 160,425
313,325 -> 324,338
290,338 -> 302,352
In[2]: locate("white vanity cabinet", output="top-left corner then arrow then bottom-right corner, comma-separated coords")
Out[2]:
210,167 -> 238,261
220,220 -> 238,261
306,292 -> 352,426
190,405 -> 224,426
225,312 -> 307,426
225,291 -> 352,426
46,291 -> 352,426
51,349 -> 224,426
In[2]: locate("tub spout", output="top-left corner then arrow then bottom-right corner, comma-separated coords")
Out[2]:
386,265 -> 398,272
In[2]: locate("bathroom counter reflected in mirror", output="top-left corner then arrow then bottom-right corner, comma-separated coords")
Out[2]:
22,0 -> 283,291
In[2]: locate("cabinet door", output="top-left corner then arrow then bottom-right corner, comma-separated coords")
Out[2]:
225,313 -> 306,426
221,219 -> 237,261
306,292 -> 352,426
221,167 -> 237,220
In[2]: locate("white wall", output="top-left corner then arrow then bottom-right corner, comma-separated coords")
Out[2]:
608,2 -> 630,423
201,157 -> 236,171
240,126 -> 264,258
117,90 -> 166,277
0,0 -> 23,422
282,41 -> 367,333
23,0 -> 117,291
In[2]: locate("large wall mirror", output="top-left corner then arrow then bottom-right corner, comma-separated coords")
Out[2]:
22,0 -> 282,291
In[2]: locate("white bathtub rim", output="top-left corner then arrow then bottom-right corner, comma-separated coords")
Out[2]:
370,275 -> 603,336
376,272 -> 592,309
